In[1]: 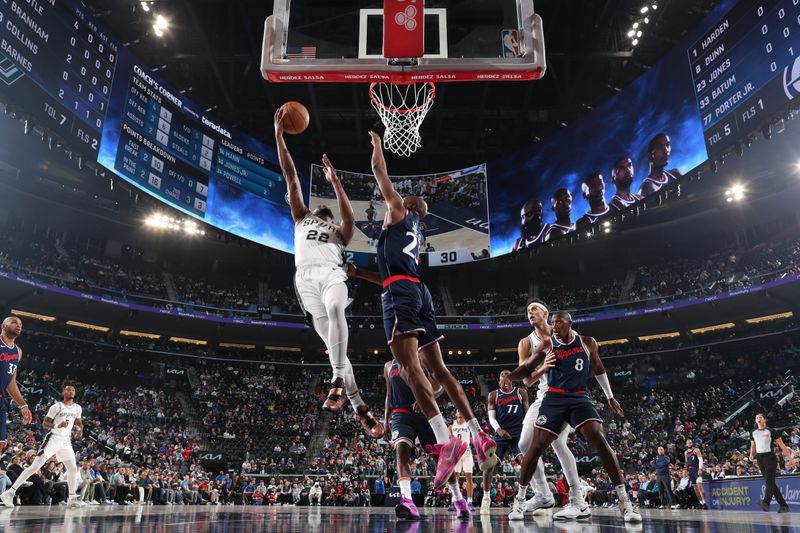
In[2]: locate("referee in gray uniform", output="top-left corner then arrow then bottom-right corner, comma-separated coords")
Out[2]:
749,413 -> 792,513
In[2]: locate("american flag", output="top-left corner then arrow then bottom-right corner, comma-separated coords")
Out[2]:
286,46 -> 317,59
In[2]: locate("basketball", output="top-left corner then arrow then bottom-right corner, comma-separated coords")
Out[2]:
281,101 -> 310,135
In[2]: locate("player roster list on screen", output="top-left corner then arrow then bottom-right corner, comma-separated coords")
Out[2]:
689,0 -> 800,156
0,0 -> 118,152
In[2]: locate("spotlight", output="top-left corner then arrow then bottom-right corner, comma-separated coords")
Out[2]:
725,184 -> 745,202
140,1 -> 150,12
448,350 -> 453,355
466,350 -> 472,355
457,350 -> 462,355
153,14 -> 169,37
372,349 -> 378,355
603,221 -> 611,228
640,6 -> 649,13
632,39 -> 639,46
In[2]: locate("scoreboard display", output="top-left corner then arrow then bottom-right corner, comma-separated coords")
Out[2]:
0,0 -> 291,250
2,0 -> 800,257
0,0 -> 117,152
690,0 -> 800,156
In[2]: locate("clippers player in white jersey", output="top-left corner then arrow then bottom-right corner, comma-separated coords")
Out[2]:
275,109 -> 383,438
1,382 -> 84,508
450,410 -> 475,505
515,299 -> 590,520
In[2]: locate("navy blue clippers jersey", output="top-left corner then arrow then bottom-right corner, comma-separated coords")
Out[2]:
377,210 -> 424,281
389,361 -> 415,410
0,340 -> 21,402
686,448 -> 700,469
547,334 -> 591,392
495,388 -> 524,434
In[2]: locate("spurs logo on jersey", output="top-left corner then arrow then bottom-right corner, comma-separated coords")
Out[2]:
46,401 -> 82,438
527,331 -> 550,399
452,420 -> 472,447
294,213 -> 345,267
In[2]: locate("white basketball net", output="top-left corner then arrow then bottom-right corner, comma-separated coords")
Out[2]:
369,82 -> 436,157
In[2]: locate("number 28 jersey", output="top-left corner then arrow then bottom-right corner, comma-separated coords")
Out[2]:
377,210 -> 424,281
294,213 -> 345,268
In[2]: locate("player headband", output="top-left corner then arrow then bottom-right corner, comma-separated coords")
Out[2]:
526,302 -> 548,314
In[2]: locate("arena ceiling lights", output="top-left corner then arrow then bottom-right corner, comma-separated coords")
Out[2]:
598,338 -> 629,346
689,322 -> 736,335
66,320 -> 110,332
120,329 -> 161,339
169,336 -> 207,346
745,311 -> 794,324
144,213 -> 206,236
10,309 -> 56,322
219,342 -> 256,350
637,332 -> 680,342
627,3 -> 658,47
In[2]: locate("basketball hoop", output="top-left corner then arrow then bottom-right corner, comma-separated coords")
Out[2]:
369,82 -> 436,157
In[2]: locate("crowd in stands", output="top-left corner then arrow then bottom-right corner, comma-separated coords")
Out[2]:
0,322 -> 797,510
2,223 -> 800,324
193,360 -> 319,470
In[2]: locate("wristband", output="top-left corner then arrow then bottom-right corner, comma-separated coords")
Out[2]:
19,404 -> 28,410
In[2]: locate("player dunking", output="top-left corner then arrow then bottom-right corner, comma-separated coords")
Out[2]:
1,382 -> 84,508
0,316 -> 32,455
450,410 -> 475,506
274,109 -> 383,438
348,131 -> 496,490
515,300 -> 590,520
383,360 -> 470,520
480,370 -> 528,515
506,311 -> 642,522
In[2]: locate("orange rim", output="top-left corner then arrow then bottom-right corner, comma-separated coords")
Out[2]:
369,82 -> 436,115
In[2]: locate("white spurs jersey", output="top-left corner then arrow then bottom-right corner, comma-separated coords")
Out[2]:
294,213 -> 345,268
452,420 -> 472,447
46,401 -> 82,438
527,331 -> 550,399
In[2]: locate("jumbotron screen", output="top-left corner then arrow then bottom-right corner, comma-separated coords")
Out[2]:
1,0 -> 798,260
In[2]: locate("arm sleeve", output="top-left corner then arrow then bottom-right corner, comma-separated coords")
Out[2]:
488,410 -> 501,431
594,372 -> 613,399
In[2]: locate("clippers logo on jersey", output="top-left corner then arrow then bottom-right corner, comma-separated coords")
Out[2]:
495,388 -> 524,436
546,334 -> 591,393
377,210 -> 424,281
686,448 -> 700,469
0,341 -> 20,400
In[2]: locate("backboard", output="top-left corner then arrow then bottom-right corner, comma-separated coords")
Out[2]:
261,0 -> 546,83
